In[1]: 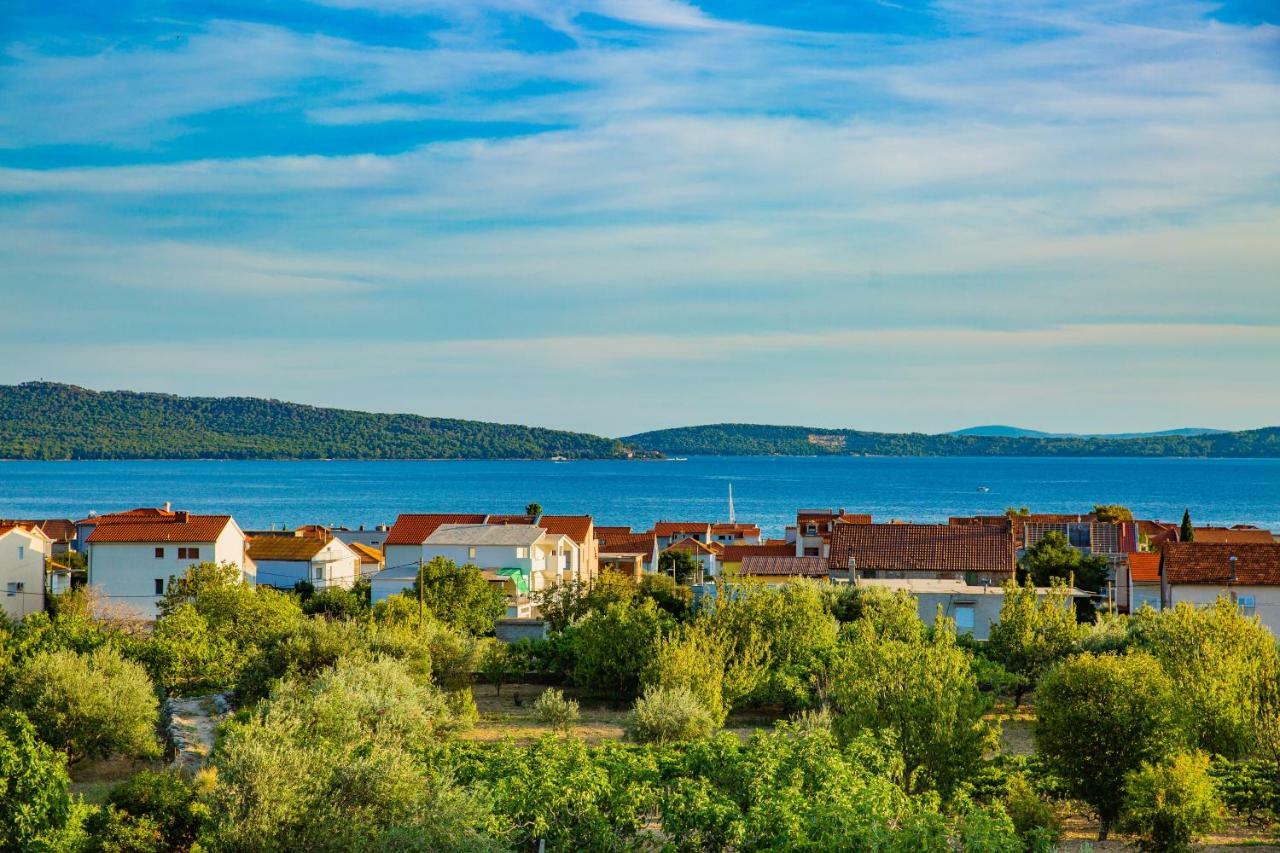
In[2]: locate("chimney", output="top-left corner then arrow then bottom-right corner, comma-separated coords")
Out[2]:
175,510 -> 189,524
164,501 -> 172,513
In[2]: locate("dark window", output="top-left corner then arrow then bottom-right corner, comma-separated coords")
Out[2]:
155,547 -> 165,559
803,547 -> 820,557
154,578 -> 164,595
177,547 -> 201,560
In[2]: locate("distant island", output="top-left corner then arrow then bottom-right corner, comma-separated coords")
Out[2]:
949,424 -> 1229,439
623,423 -> 1280,458
0,383 -> 646,461
2,383 -> 1277,460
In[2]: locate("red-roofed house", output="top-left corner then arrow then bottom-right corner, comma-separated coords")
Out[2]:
1163,542 -> 1280,634
740,555 -> 828,581
598,529 -> 658,581
1192,527 -> 1276,544
663,536 -> 719,582
1123,552 -> 1163,611
85,508 -> 250,618
1,523 -> 52,620
383,514 -> 488,570
720,543 -> 795,574
710,523 -> 762,545
827,523 -> 1015,583
654,522 -> 712,549
791,509 -> 872,558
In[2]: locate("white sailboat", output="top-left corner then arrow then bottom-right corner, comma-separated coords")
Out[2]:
728,483 -> 735,524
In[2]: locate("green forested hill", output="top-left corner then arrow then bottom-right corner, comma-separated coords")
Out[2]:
624,422 -> 1280,458
0,383 -> 642,460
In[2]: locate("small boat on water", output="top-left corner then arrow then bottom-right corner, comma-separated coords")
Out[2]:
550,455 -> 570,463
977,485 -> 990,492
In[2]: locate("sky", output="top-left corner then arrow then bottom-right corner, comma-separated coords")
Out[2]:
1,0 -> 1278,437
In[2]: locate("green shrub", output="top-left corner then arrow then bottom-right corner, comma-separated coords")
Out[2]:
6,646 -> 160,763
1209,757 -> 1280,825
1004,774 -> 1061,850
1119,752 -> 1222,853
302,586 -> 368,620
627,685 -> 715,744
85,770 -> 204,852
532,688 -> 580,734
0,709 -> 72,850
447,688 -> 479,729
573,599 -> 669,697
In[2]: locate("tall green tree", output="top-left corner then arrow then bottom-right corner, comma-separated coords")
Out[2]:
1019,531 -> 1110,593
1035,652 -> 1185,840
658,550 -> 702,585
1180,509 -> 1194,542
986,581 -> 1080,706
829,617 -> 994,797
0,709 -> 72,850
412,557 -> 508,636
1094,504 -> 1134,522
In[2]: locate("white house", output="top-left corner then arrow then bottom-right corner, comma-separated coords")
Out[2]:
371,523 -> 575,605
382,513 -> 489,576
1162,542 -> 1280,635
85,509 -> 251,619
1,523 -> 52,620
247,535 -> 360,591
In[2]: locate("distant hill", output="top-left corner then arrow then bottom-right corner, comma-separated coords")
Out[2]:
0,383 -> 645,461
951,425 -> 1229,439
625,423 -> 1280,458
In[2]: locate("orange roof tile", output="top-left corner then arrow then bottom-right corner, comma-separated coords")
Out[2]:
247,537 -> 329,561
654,521 -> 712,537
1164,542 -> 1280,585
347,542 -> 384,564
665,536 -> 717,554
741,556 -> 829,578
828,523 -> 1015,575
721,543 -> 794,563
1128,552 -> 1161,583
384,514 -> 487,546
86,514 -> 232,544
599,531 -> 656,556
537,515 -> 594,545
1192,527 -> 1274,544
0,519 -> 75,542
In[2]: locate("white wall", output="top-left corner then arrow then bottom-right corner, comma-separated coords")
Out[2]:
1168,584 -> 1280,635
256,540 -> 360,591
88,523 -> 248,619
1,529 -> 48,620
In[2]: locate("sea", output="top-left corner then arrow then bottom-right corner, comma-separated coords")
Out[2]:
1,456 -> 1278,535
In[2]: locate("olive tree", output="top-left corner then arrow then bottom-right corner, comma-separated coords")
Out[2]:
986,581 -> 1080,706
0,709 -> 72,850
1035,651 -> 1185,839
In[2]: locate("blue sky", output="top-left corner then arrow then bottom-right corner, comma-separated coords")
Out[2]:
2,0 -> 1278,435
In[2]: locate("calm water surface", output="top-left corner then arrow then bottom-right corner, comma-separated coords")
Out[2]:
0,457 -> 1277,535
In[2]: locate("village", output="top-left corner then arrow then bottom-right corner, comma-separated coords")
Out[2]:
4,502 -> 1278,637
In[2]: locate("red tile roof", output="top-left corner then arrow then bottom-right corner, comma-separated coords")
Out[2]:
595,526 -> 634,536
1128,552 -> 1162,583
247,537 -> 329,561
1138,520 -> 1181,546
654,521 -> 712,537
741,556 -> 829,577
487,515 -> 538,525
721,543 -> 794,563
0,519 -> 75,542
86,514 -> 233,544
0,522 -> 51,540
1164,542 -> 1280,585
384,514 -> 487,546
833,514 -> 874,525
711,523 -> 761,535
347,542 -> 384,564
536,515 -> 594,545
827,523 -> 1015,575
76,507 -> 176,525
1192,527 -> 1275,544
599,531 -> 656,556
665,536 -> 717,555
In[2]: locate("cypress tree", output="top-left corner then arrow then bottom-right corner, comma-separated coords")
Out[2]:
1180,509 -> 1194,542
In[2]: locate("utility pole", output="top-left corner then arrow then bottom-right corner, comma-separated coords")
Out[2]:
417,559 -> 425,630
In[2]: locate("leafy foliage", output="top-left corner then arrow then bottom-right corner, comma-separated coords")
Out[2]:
986,581 -> 1080,705
627,685 -> 716,744
6,646 -> 160,764
571,599 -> 670,697
532,688 -> 580,735
0,709 -> 72,851
1019,531 -> 1109,593
1035,651 -> 1185,838
411,557 -> 508,636
1119,752 -> 1222,853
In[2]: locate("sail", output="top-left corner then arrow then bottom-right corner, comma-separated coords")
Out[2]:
728,483 -> 736,524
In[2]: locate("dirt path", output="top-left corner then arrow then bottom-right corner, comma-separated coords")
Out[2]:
164,695 -> 224,775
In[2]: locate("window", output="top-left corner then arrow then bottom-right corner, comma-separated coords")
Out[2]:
6,582 -> 22,597
804,525 -> 817,536
468,547 -> 477,559
515,547 -> 527,558
177,547 -> 200,560
803,547 -> 820,557
155,547 -> 165,559
16,546 -> 24,561
313,567 -> 325,582
954,603 -> 976,633
154,578 -> 165,595
1237,595 -> 1257,617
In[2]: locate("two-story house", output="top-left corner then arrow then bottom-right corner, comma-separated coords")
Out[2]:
248,534 -> 361,591
1,523 -> 52,620
85,508 -> 252,619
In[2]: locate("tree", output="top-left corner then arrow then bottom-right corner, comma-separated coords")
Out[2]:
480,641 -> 512,697
636,573 -> 691,620
986,581 -> 1080,706
1035,652 -> 1185,839
140,602 -> 239,696
86,770 -> 204,853
1119,752 -> 1221,853
829,618 -> 993,797
1019,530 -> 1109,597
533,688 -> 580,735
525,502 -> 543,517
659,549 -> 702,585
0,709 -> 72,850
572,599 -> 670,697
1094,504 -> 1134,522
412,557 -> 508,636
1129,599 -> 1279,758
1180,509 -> 1194,542
627,685 -> 715,744
6,646 -> 160,764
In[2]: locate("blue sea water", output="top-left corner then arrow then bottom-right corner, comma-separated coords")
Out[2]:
0,456 -> 1277,535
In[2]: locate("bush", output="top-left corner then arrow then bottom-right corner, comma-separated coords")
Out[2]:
1004,774 -> 1061,850
636,574 -> 692,620
0,709 -> 72,850
447,688 -> 479,729
1209,757 -> 1280,825
86,770 -> 204,852
6,646 -> 160,763
1035,651 -> 1184,839
1119,752 -> 1222,853
302,586 -> 368,620
479,641 -> 512,696
411,557 -> 508,636
572,599 -> 670,697
627,685 -> 715,744
139,603 -> 238,696
533,688 -> 580,734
